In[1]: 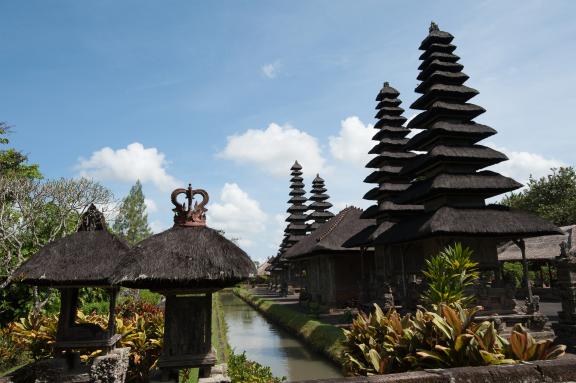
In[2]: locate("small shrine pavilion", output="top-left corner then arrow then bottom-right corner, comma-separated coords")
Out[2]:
113,184 -> 254,381
13,204 -> 129,369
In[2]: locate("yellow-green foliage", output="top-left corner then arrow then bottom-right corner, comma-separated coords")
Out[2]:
234,287 -> 345,364
7,302 -> 164,383
227,351 -> 285,383
343,303 -> 566,376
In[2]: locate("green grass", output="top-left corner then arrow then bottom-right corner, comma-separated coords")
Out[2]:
233,287 -> 346,365
211,292 -> 230,363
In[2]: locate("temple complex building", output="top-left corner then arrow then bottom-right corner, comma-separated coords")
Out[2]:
284,207 -> 373,306
367,24 -> 560,307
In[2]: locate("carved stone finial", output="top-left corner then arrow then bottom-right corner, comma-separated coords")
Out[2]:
78,204 -> 106,232
171,184 -> 209,227
383,81 -> 389,87
430,21 -> 439,33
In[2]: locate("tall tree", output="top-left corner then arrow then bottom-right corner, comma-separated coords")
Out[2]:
113,180 -> 152,244
0,122 -> 41,179
501,167 -> 576,226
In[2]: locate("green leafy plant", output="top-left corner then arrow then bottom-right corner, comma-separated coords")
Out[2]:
5,300 -> 164,383
506,324 -> 565,361
422,243 -> 479,307
343,303 -> 518,376
227,351 -> 285,383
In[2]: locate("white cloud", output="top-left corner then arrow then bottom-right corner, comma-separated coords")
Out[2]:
144,198 -> 157,213
77,143 -> 180,192
218,123 -> 326,177
207,183 -> 268,248
485,143 -> 566,184
261,61 -> 280,79
329,116 -> 374,167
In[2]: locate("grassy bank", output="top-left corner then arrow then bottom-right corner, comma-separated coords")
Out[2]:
233,287 -> 346,366
212,291 -> 230,363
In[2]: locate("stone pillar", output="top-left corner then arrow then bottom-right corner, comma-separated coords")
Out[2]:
553,244 -> 576,350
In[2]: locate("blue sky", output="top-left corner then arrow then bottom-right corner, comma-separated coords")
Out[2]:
1,0 -> 575,262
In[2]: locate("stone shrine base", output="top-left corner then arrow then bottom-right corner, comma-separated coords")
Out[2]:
3,348 -> 129,383
149,363 -> 230,383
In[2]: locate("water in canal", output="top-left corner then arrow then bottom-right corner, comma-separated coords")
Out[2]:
219,292 -> 343,381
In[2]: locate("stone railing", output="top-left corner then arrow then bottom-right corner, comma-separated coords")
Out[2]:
295,357 -> 576,383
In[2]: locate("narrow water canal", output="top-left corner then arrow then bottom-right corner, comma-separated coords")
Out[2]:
219,292 -> 344,381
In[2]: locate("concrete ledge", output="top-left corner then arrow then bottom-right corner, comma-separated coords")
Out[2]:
294,356 -> 576,383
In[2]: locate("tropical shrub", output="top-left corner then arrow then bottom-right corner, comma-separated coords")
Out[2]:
343,303 -> 566,376
421,243 -> 479,307
4,300 -> 163,382
0,327 -> 29,372
507,323 -> 565,361
227,350 -> 285,383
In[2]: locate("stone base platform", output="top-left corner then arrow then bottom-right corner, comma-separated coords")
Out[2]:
4,348 -> 129,383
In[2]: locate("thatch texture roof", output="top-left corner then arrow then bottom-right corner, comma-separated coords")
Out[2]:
498,225 -> 575,262
13,230 -> 130,287
374,206 -> 562,245
112,226 -> 255,289
283,207 -> 374,259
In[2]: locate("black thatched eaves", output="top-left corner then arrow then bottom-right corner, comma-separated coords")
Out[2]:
281,161 -> 308,251
112,226 -> 254,289
374,206 -> 562,245
13,205 -> 129,287
307,174 -> 334,232
360,82 -> 424,230
372,22 -> 560,244
284,207 -> 373,260
395,171 -> 522,204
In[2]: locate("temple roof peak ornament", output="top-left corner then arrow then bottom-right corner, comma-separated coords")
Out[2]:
430,21 -> 439,32
78,204 -> 106,232
172,183 -> 209,227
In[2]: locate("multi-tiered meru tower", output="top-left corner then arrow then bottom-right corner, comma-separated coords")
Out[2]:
373,23 -> 560,277
307,175 -> 334,232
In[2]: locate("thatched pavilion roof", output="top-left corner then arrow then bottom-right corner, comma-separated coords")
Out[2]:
112,226 -> 255,289
112,185 -> 255,289
373,206 -> 562,245
12,205 -> 130,287
498,225 -> 575,262
283,207 -> 374,260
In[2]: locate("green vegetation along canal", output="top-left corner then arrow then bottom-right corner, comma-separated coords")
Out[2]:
219,292 -> 343,381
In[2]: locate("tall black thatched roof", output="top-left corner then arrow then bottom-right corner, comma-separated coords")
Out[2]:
372,23 -> 561,244
112,226 -> 255,289
12,204 -> 130,287
283,207 -> 374,260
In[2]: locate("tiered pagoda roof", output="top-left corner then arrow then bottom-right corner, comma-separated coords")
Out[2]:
283,161 -> 308,248
374,22 -> 560,244
350,83 -> 422,246
307,174 -> 334,232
